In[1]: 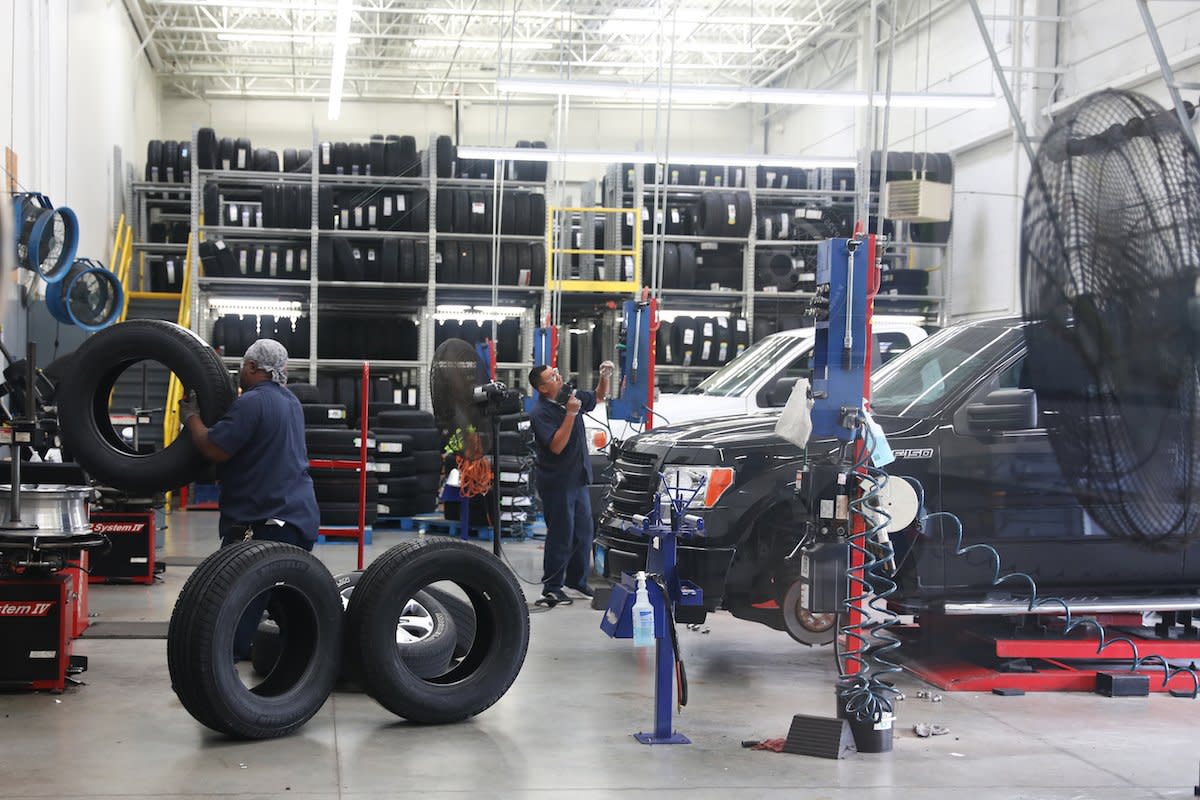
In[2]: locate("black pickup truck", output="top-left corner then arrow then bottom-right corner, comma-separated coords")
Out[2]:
595,316 -> 1200,643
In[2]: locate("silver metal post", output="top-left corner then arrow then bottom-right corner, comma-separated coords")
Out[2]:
1136,0 -> 1200,159
967,0 -> 1038,165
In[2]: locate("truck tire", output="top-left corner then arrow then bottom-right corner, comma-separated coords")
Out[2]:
167,541 -> 342,739
58,320 -> 235,494
345,538 -> 530,723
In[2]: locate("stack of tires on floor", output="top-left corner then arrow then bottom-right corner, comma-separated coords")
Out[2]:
496,417 -> 537,534
287,383 -> 379,530
371,408 -> 444,520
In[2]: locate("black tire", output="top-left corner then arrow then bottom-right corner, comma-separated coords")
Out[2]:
345,538 -> 530,723
436,188 -> 453,232
438,242 -> 460,283
234,137 -> 252,170
381,476 -> 422,497
380,239 -> 399,283
313,477 -> 379,504
714,316 -> 734,364
662,243 -> 680,288
398,239 -> 416,283
167,541 -> 342,739
384,136 -> 403,176
369,135 -> 386,175
348,142 -> 366,175
452,189 -> 470,233
677,244 -> 698,289
332,142 -> 350,174
413,451 -> 443,473
436,135 -> 454,178
498,431 -> 528,456
306,428 -> 371,455
146,140 -> 164,181
218,136 -> 235,170
303,403 -> 349,426
671,315 -> 696,366
422,585 -> 476,659
320,501 -> 379,526
374,431 -> 416,456
319,186 -> 334,229
377,408 -> 435,429
457,243 -> 474,285
162,141 -> 179,182
333,237 -> 363,282
283,148 -> 299,172
372,456 -> 416,479
528,193 -> 546,236
473,242 -> 490,284
197,128 -> 217,170
511,192 -> 531,236
58,320 -> 235,494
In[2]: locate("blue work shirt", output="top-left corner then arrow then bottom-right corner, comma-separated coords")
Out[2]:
530,389 -> 597,491
207,380 -> 320,541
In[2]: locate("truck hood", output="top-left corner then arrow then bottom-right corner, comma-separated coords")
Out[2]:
653,393 -> 746,426
624,411 -> 932,463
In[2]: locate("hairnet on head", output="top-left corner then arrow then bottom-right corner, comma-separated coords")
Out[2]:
243,339 -> 289,384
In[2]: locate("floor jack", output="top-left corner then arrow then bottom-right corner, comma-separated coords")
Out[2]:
601,478 -> 707,744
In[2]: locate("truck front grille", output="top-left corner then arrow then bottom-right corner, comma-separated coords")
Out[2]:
609,450 -> 659,519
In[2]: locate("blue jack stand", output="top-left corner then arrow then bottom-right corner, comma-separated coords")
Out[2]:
601,478 -> 706,745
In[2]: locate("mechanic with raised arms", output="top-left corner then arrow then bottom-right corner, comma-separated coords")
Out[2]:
528,359 -> 613,607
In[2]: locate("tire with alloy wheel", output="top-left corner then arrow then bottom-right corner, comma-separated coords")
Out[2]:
168,541 -> 342,739
346,538 -> 530,723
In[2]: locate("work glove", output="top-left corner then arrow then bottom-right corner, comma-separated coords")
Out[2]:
599,360 -> 615,379
566,391 -> 582,416
178,391 -> 200,423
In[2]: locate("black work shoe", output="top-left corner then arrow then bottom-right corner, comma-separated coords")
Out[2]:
570,584 -> 595,598
538,588 -> 573,607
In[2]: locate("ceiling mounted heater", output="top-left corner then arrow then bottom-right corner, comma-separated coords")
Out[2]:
882,179 -> 952,223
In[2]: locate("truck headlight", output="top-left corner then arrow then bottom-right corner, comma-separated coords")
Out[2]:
660,466 -> 735,508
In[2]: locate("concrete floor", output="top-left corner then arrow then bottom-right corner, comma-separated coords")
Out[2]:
0,509 -> 1196,799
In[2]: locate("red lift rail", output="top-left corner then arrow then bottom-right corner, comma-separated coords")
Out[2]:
309,362 -> 370,569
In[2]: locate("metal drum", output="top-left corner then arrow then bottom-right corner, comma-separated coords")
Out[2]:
0,485 -> 93,536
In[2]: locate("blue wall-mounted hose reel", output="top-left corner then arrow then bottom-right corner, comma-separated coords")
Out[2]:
12,193 -> 79,283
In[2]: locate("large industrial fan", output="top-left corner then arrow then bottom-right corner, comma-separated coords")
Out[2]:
1021,89 -> 1200,549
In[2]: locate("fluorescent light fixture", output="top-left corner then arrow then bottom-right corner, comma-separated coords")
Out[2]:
208,298 -> 304,317
455,145 -> 856,170
496,77 -> 997,110
413,38 -> 554,51
327,0 -> 353,121
434,304 -> 525,321
217,32 -> 362,45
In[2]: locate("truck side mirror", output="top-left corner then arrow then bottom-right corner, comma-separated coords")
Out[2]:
966,388 -> 1037,434
767,376 -> 802,407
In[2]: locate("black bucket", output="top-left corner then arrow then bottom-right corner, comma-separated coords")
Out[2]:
836,684 -> 894,754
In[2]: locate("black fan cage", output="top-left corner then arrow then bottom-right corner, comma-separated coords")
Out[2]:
430,338 -> 491,450
1021,88 -> 1200,549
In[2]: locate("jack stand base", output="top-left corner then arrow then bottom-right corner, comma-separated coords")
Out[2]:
634,731 -> 691,745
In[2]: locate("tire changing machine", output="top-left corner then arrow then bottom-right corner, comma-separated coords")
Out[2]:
0,345 -> 107,691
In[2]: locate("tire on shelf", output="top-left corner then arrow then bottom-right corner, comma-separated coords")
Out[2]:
693,316 -> 717,366
662,243 -> 680,288
381,239 -> 400,283
670,315 -> 696,366
435,135 -> 454,178
58,320 -> 235,494
287,383 -> 321,404
167,541 -> 342,739
333,237 -> 364,282
345,538 -> 530,724
377,409 -> 436,429
473,242 -> 490,284
319,501 -> 379,527
398,239 -> 415,283
528,193 -> 546,236
302,404 -> 349,427
452,189 -> 470,233
413,450 -> 443,473
197,128 -> 218,170
511,192 -> 531,236
677,244 -> 698,290
146,140 -> 164,181
437,242 -> 459,283
313,477 -> 380,504
369,135 -> 386,175
233,137 -> 252,170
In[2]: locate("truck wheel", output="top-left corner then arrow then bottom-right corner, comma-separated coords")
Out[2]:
782,577 -> 837,646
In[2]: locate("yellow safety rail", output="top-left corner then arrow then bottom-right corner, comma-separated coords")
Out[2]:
162,233 -> 194,455
546,206 -> 642,293
116,225 -> 134,323
110,214 -> 125,273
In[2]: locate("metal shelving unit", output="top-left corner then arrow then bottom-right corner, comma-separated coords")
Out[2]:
180,131 -> 549,412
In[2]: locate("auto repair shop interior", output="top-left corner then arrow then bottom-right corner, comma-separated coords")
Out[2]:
2,0 -> 1200,797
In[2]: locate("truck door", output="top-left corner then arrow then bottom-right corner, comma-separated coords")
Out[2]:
940,354 -> 1181,592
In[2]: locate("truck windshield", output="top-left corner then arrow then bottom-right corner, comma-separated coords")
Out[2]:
690,333 -> 810,398
870,323 -> 1022,418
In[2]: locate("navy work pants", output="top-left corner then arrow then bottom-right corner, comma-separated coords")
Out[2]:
539,483 -> 593,593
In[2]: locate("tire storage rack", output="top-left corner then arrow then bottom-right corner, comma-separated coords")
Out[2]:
127,138 -> 193,296
569,155 -> 952,390
303,362 -> 372,569
162,130 -> 542,416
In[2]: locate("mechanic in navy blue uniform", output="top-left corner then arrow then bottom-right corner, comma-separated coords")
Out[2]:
178,338 -> 319,550
528,359 -> 612,606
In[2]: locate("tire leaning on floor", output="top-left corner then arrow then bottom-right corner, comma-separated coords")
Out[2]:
57,320 -> 236,494
346,538 -> 530,724
167,541 -> 342,739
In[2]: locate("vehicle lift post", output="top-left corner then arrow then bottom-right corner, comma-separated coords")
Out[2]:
601,479 -> 706,745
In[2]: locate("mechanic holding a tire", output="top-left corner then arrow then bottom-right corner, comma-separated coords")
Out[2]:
528,360 -> 613,607
178,338 -> 319,550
